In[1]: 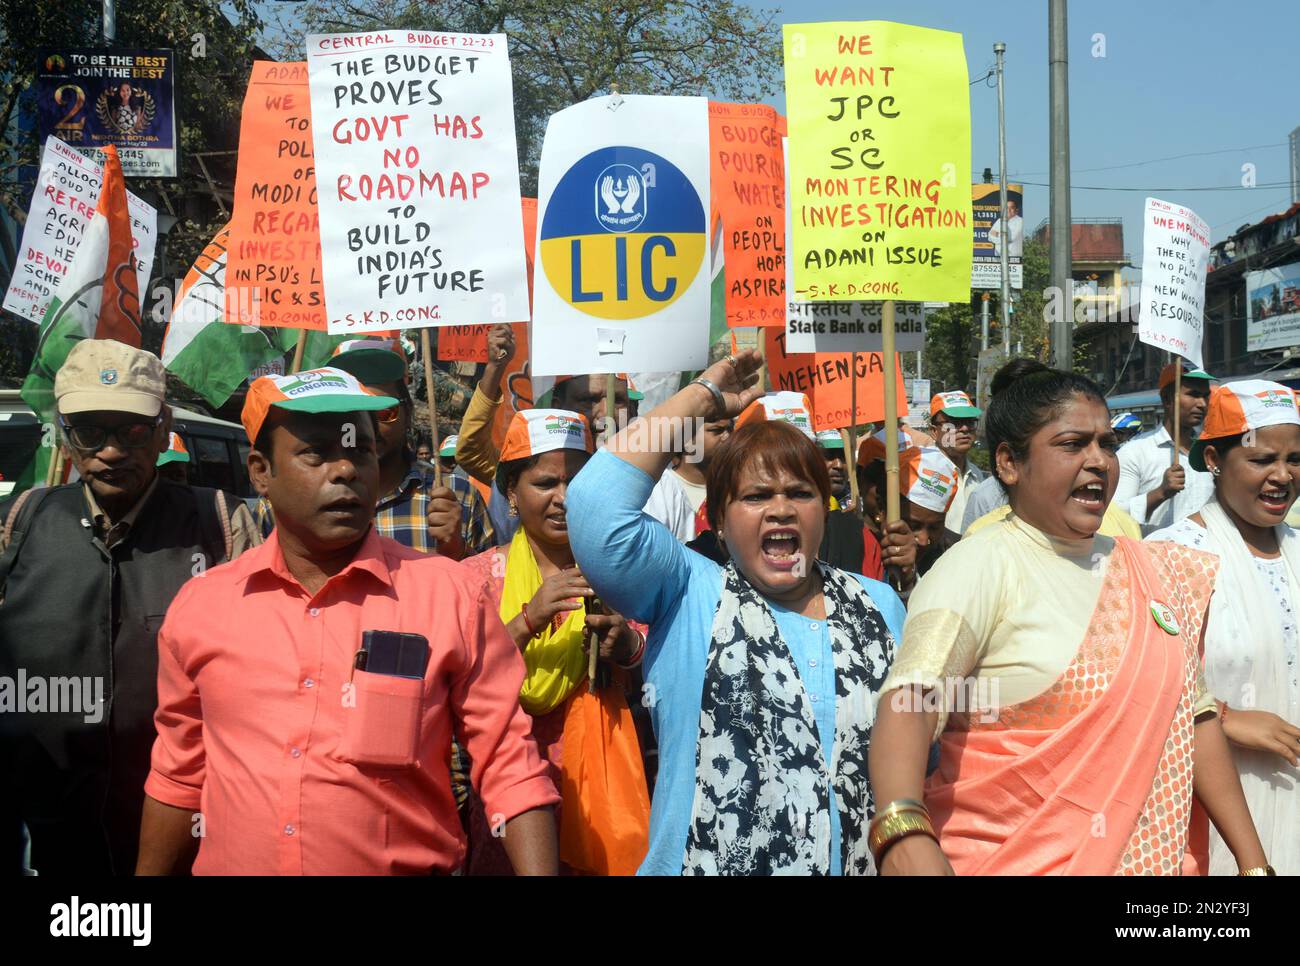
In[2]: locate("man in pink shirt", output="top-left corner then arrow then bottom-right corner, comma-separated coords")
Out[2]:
136,368 -> 559,875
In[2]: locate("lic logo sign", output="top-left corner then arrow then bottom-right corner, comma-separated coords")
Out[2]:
541,146 -> 704,320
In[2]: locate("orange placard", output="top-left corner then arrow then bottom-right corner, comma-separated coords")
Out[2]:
437,325 -> 493,363
710,102 -> 787,328
226,61 -> 326,330
491,199 -> 538,451
765,327 -> 908,431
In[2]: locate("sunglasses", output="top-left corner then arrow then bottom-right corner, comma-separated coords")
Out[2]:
60,415 -> 163,452
375,405 -> 402,424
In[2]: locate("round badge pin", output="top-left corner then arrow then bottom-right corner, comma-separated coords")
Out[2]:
1150,600 -> 1180,635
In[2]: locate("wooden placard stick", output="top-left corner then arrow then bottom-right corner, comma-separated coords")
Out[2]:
841,427 -> 861,511
1171,357 -> 1182,468
421,328 -> 441,488
288,330 -> 307,374
881,301 -> 900,523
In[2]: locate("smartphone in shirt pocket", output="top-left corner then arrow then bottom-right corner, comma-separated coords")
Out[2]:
339,631 -> 430,769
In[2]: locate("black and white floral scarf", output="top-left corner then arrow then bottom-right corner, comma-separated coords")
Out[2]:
682,561 -> 896,876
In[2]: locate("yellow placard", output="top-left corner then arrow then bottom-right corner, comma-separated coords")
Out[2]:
783,21 -> 972,303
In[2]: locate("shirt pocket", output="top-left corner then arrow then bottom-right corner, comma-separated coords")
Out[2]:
337,669 -> 425,769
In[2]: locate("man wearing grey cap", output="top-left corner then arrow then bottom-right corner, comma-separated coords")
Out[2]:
0,339 -> 259,875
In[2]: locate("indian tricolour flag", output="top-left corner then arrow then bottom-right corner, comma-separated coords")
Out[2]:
19,144 -> 141,487
162,224 -> 344,407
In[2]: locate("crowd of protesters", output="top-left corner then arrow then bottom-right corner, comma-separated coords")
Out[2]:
2,327 -> 1297,876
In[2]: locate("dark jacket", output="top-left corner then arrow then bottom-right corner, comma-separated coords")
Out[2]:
0,481 -> 236,875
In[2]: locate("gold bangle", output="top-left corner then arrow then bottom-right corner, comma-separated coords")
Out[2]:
1238,865 -> 1276,876
869,798 -> 930,832
868,808 -> 938,865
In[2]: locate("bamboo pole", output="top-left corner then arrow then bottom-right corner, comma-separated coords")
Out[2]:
421,328 -> 441,488
588,372 -> 617,690
841,427 -> 861,511
882,301 -> 900,523
288,331 -> 306,374
1171,358 -> 1182,468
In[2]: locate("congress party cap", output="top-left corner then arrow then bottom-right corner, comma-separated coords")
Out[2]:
735,391 -> 816,440
1190,380 -> 1300,471
242,367 -> 398,444
900,446 -> 961,514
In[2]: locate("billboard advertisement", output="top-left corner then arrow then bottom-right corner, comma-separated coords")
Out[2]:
972,182 -> 1022,290
35,48 -> 177,177
1247,263 -> 1300,353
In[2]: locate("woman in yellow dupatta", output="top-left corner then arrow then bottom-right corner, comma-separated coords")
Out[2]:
869,360 -> 1271,876
460,408 -> 650,875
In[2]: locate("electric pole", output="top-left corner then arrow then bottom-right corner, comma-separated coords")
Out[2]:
1049,0 -> 1073,370
995,42 -> 1011,355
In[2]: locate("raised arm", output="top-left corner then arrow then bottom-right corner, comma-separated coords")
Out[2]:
604,350 -> 762,479
566,351 -> 763,624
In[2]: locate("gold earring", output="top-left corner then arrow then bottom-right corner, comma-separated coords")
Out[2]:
509,502 -> 518,516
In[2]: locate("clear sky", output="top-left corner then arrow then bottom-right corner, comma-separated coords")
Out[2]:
751,0 -> 1299,271
260,0 -> 1299,270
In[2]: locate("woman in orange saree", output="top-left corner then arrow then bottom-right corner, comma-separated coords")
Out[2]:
869,360 -> 1270,876
459,409 -> 650,875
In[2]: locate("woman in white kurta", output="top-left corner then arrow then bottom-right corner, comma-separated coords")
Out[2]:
1148,379 -> 1300,875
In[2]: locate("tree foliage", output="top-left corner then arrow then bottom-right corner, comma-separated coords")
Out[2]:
278,0 -> 783,194
912,237 -> 1055,397
0,0 -> 263,385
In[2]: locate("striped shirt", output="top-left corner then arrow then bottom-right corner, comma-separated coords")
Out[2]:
374,462 -> 494,557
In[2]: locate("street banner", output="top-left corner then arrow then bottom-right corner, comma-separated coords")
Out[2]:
531,94 -> 711,377
226,61 -> 326,330
780,138 -> 925,352
709,101 -> 786,327
971,182 -> 1023,289
1137,197 -> 1209,367
35,47 -> 177,177
437,325 -> 493,362
783,21 -> 972,303
1246,264 -> 1300,353
306,29 -> 530,333
765,327 -> 909,430
786,299 -> 926,353
908,377 -> 931,407
4,136 -> 155,324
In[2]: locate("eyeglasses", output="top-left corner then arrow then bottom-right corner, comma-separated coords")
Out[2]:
60,416 -> 162,452
375,406 -> 402,424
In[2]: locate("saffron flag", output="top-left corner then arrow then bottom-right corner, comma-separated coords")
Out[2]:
19,145 -> 143,486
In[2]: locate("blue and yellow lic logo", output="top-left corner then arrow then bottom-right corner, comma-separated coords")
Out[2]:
541,147 -> 705,320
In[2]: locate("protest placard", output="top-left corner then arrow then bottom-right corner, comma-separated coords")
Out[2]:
531,94 -> 711,377
306,29 -> 530,333
437,325 -> 492,362
1137,197 -> 1209,367
779,137 -> 926,352
226,62 -> 326,330
783,22 -> 971,303
765,326 -> 908,430
709,102 -> 786,327
4,136 -> 155,324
